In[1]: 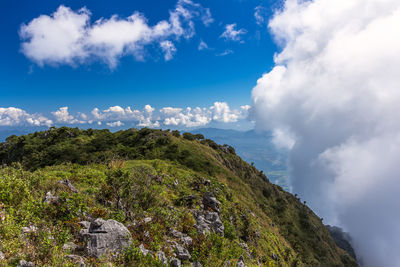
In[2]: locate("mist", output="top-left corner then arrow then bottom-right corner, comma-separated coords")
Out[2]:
251,0 -> 400,266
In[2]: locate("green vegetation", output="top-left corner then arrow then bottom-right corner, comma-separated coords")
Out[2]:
0,127 -> 357,266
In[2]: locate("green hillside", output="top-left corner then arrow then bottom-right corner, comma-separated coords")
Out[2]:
0,127 -> 357,266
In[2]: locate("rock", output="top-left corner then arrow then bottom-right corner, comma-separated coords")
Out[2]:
143,217 -> 152,224
193,210 -> 224,236
17,260 -> 35,267
239,243 -> 251,258
170,229 -> 185,238
21,225 -> 38,234
156,251 -> 168,265
58,179 -> 78,193
43,191 -> 59,204
79,221 -> 91,229
139,244 -> 151,257
237,255 -> 245,267
173,242 -> 191,260
65,254 -> 85,267
202,179 -> 211,186
271,253 -> 278,261
203,192 -> 220,212
192,261 -> 202,267
170,257 -> 181,267
63,242 -> 79,252
81,218 -> 132,258
204,211 -> 224,236
181,236 -> 193,247
174,179 -> 179,187
0,251 -> 4,260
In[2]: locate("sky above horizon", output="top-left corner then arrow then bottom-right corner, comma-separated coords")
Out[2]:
0,0 -> 281,130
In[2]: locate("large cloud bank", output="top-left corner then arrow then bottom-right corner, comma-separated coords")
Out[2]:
19,0 -> 212,67
0,102 -> 249,128
251,0 -> 400,266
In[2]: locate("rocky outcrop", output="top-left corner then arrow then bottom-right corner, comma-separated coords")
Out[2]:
237,255 -> 245,267
79,218 -> 132,258
193,210 -> 224,236
17,260 -> 35,267
203,192 -> 220,212
170,257 -> 181,267
58,179 -> 78,193
173,242 -> 191,260
65,254 -> 85,267
43,191 -> 58,204
326,225 -> 357,260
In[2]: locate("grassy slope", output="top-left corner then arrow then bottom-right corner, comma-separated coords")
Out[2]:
0,127 -> 357,266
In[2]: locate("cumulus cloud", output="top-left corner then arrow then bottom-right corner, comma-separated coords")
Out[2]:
20,0 -> 212,67
0,107 -> 52,127
220,23 -> 247,42
198,40 -> 209,51
106,121 -> 124,127
52,107 -> 85,124
251,0 -> 400,266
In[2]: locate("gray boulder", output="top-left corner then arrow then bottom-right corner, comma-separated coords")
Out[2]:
62,242 -> 79,252
0,251 -> 4,260
43,191 -> 58,204
79,218 -> 132,258
173,242 -> 191,260
65,254 -> 85,267
157,250 -> 168,265
17,260 -> 35,267
21,225 -> 38,234
237,255 -> 245,267
170,257 -> 181,267
139,244 -> 151,257
58,179 -> 78,193
194,210 -> 224,236
203,192 -> 220,212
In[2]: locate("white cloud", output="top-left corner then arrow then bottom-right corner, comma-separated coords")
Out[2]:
251,0 -> 400,266
52,107 -> 81,124
216,49 -> 233,56
20,0 -> 212,67
106,121 -> 124,127
254,6 -> 267,26
160,40 -> 177,61
0,107 -> 52,127
220,23 -> 246,42
198,39 -> 209,51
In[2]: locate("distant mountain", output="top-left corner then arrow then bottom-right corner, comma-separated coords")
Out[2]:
192,128 -> 290,190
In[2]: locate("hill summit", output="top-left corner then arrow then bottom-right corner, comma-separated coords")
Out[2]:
0,127 -> 357,266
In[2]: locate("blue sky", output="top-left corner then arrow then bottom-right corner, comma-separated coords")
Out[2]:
0,0 -> 281,129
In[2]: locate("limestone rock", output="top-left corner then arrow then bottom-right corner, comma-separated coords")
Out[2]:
65,254 -> 85,267
237,255 -> 245,267
80,218 -> 132,258
43,191 -> 59,204
156,250 -> 168,265
62,242 -> 79,252
58,179 -> 78,193
0,251 -> 4,260
173,242 -> 191,260
203,192 -> 220,212
170,257 -> 181,267
17,260 -> 35,267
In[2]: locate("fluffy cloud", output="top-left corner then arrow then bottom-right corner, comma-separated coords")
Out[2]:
251,0 -> 400,266
0,107 -> 52,127
254,6 -> 267,26
52,107 -> 85,124
198,40 -> 209,51
20,0 -> 212,67
220,23 -> 246,42
106,121 -> 124,127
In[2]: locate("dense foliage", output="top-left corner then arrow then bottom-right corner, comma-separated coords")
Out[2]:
0,127 -> 357,266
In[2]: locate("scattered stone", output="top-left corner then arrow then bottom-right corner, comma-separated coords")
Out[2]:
192,261 -> 202,267
171,229 -> 185,238
173,242 -> 191,260
144,217 -> 152,224
156,251 -> 168,265
203,192 -> 220,212
65,254 -> 85,267
174,179 -> 179,187
239,243 -> 251,258
0,251 -> 4,260
17,260 -> 35,267
21,225 -> 38,234
80,218 -> 132,258
62,242 -> 79,252
139,244 -> 151,257
43,191 -> 59,204
202,179 -> 211,186
181,236 -> 193,247
58,179 -> 78,193
170,257 -> 181,267
204,211 -> 224,236
271,253 -> 278,261
237,255 -> 245,267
